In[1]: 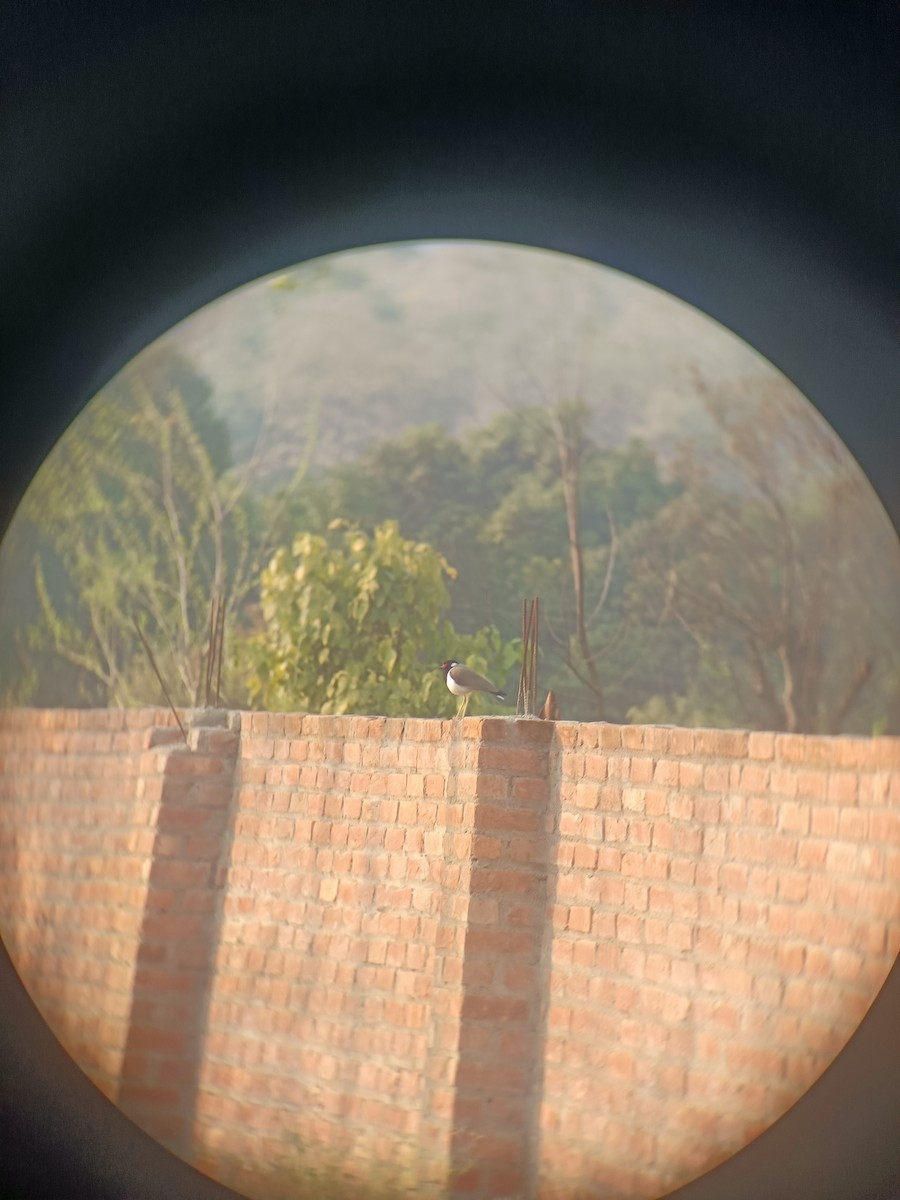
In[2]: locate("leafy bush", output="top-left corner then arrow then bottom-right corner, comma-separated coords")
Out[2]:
243,519 -> 518,717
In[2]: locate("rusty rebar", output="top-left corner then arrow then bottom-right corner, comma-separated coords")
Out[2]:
516,597 -> 540,717
204,593 -> 218,705
132,614 -> 190,747
214,593 -> 226,708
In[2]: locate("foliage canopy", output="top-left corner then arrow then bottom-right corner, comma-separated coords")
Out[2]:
243,520 -> 518,717
4,343 -> 899,734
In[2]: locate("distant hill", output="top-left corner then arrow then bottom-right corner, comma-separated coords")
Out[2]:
161,240 -> 786,491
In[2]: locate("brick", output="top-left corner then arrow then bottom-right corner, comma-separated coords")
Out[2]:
639,788 -> 665,818
468,897 -> 504,921
775,870 -> 808,904
849,737 -> 900,768
806,875 -> 834,908
164,753 -> 225,777
624,823 -> 650,853
747,731 -> 775,759
566,906 -> 592,933
703,764 -> 730,792
596,725 -> 622,749
623,788 -> 646,813
869,810 -> 900,844
700,962 -> 752,998
629,757 -> 655,784
511,776 -> 547,803
513,719 -> 555,746
616,913 -> 643,943
837,808 -> 868,840
619,881 -> 647,913
667,763 -> 701,795
598,785 -> 623,812
583,753 -> 607,780
478,746 -> 546,774
573,843 -> 597,870
826,840 -> 862,876
555,842 -> 575,871
647,757 -> 677,787
663,727 -> 692,756
767,768 -> 798,798
475,772 -> 510,801
595,846 -> 621,873
669,794 -> 693,820
746,797 -> 777,826
777,801 -> 810,835
651,820 -> 675,851
606,755 -> 629,781
859,846 -> 886,881
827,772 -> 859,805
622,726 -> 644,750
470,869 -> 539,896
643,852 -> 670,880
667,921 -> 694,952
670,857 -> 697,886
619,851 -> 644,878
694,728 -> 749,758
672,826 -> 702,855
574,782 -> 601,810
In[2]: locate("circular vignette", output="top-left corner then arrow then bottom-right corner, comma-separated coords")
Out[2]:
1,4 -> 898,1200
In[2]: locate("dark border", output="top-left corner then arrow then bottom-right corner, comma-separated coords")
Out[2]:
2,3 -> 898,1199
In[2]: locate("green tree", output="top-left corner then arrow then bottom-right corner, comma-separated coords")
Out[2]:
624,374 -> 900,733
271,408 -> 682,721
10,348 -> 258,707
476,403 -> 681,720
242,519 -> 518,716
266,423 -> 507,633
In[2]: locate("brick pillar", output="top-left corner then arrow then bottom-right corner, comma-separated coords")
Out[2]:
117,710 -> 239,1158
450,717 -> 556,1200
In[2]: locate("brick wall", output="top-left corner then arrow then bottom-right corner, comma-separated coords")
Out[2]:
1,707 -> 898,1200
191,713 -> 477,1193
537,722 -> 900,1199
0,707 -> 183,1101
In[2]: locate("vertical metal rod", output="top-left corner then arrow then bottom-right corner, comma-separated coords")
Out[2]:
528,597 -> 534,715
517,597 -> 540,717
132,615 -> 190,747
517,598 -> 530,716
204,593 -> 218,706
214,595 -> 225,708
530,597 -> 539,716
525,599 -> 536,716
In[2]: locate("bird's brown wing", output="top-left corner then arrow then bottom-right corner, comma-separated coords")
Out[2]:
451,665 -> 501,693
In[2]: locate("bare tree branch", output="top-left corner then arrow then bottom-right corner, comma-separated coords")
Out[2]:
586,509 -> 618,626
829,659 -> 874,733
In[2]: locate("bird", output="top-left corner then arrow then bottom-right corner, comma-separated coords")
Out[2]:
439,659 -> 506,719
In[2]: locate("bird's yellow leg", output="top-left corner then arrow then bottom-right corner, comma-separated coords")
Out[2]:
460,694 -> 470,719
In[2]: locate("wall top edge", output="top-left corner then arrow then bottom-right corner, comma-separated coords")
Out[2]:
1,706 -> 899,766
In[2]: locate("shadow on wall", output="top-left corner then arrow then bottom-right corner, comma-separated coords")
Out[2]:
118,711 -> 242,1157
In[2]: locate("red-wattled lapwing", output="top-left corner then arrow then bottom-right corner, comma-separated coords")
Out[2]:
439,660 -> 506,719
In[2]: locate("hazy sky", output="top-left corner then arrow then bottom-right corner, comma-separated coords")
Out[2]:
158,239 -> 790,467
